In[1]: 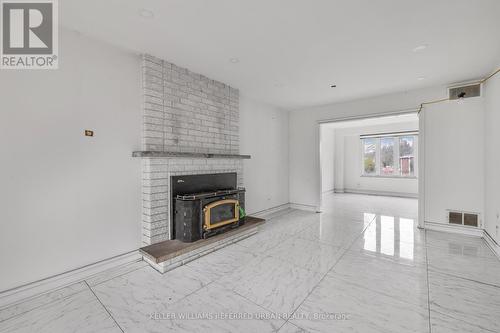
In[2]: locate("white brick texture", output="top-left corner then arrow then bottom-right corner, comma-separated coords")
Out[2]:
142,54 -> 239,154
140,54 -> 243,246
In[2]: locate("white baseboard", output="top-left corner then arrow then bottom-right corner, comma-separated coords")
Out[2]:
0,250 -> 142,309
483,230 -> 500,260
334,188 -> 345,193
424,222 -> 500,260
322,189 -> 334,195
252,202 -> 321,215
251,203 -> 291,219
252,202 -> 322,218
424,221 -> 484,237
342,188 -> 418,199
289,202 -> 320,212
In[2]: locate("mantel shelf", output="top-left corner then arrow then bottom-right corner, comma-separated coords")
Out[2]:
132,151 -> 251,159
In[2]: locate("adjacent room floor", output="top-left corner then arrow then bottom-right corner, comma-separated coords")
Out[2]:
1,193 -> 499,333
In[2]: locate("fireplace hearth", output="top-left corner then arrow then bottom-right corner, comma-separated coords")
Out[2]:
172,173 -> 246,242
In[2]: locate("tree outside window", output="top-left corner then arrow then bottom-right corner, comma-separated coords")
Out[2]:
361,133 -> 417,178
363,138 -> 376,175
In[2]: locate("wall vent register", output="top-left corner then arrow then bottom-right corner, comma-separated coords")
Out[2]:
448,83 -> 481,100
448,210 -> 479,227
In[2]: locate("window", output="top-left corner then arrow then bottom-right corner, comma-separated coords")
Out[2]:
361,132 -> 418,178
399,136 -> 415,177
380,137 -> 395,176
362,138 -> 376,175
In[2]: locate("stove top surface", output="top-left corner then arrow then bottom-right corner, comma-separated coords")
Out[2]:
176,188 -> 245,200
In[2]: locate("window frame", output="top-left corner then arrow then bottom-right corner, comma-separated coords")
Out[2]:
360,132 -> 418,179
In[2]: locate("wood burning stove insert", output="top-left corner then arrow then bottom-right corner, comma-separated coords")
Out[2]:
171,173 -> 246,242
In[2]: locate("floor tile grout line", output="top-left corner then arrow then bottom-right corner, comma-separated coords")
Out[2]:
427,268 -> 500,289
154,264 -> 223,309
280,215 -> 378,328
183,235 -> 306,329
196,210 -> 374,330
283,212 -> 428,328
236,210 -> 315,254
83,281 -> 125,333
173,252 -> 282,311
325,215 -> 429,307
326,257 -> 430,310
261,237 -> 357,276
210,280 -> 291,330
0,280 -> 87,313
0,287 -> 89,324
0,260 -> 145,320
87,261 -> 149,288
171,242 -> 280,311
148,273 -> 287,330
430,308 -> 498,333
0,260 -> 150,325
425,243 -> 499,261
424,230 -> 432,333
191,224 -> 337,329
164,279 -> 219,308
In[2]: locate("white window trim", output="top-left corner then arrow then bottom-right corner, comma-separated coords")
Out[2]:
361,133 -> 418,178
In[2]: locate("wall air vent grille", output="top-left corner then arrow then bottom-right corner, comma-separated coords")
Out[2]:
449,211 -> 463,225
448,84 -> 481,100
447,210 -> 479,227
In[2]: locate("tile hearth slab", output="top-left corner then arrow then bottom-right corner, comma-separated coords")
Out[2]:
140,216 -> 265,273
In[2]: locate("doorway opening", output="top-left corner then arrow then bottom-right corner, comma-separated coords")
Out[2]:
319,112 -> 420,218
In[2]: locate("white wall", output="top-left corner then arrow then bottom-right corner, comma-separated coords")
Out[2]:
484,68 -> 500,242
239,96 -> 289,214
0,29 -> 142,292
289,85 -> 484,224
320,127 -> 335,193
423,98 -> 484,224
333,121 -> 418,197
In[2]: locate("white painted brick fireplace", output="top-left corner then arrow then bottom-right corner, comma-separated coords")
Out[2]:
139,54 -> 245,245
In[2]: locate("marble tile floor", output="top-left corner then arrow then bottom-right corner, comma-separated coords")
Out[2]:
1,193 -> 499,332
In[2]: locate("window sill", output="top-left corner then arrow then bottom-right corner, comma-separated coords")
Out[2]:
360,175 -> 418,180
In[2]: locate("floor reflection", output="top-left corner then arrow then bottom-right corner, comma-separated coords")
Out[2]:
364,213 -> 376,226
363,215 -> 416,260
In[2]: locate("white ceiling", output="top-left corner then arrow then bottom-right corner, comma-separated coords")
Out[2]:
61,0 -> 500,110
